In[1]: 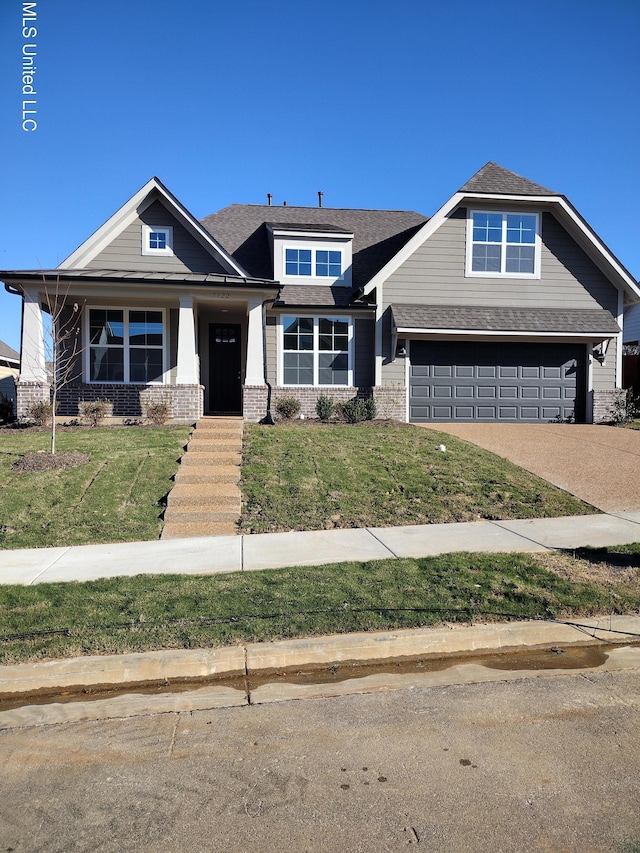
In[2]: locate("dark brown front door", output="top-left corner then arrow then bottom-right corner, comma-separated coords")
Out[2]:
209,324 -> 242,413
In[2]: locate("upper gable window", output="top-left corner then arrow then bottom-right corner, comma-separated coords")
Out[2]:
284,247 -> 343,279
143,225 -> 173,256
467,211 -> 540,277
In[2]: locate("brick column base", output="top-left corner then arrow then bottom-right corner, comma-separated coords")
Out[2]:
55,383 -> 204,422
16,381 -> 50,420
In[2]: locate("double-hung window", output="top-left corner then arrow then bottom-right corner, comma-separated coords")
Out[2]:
88,308 -> 165,383
284,248 -> 343,279
282,316 -> 350,386
468,211 -> 539,276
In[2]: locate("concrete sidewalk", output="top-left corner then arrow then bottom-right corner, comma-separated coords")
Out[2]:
1,510 -> 640,585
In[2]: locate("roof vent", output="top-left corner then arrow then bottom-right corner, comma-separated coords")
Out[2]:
267,193 -> 272,206
283,201 -> 287,206
318,191 -> 323,208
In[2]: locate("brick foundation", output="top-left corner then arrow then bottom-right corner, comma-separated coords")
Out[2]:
373,385 -> 408,421
592,389 -> 623,424
55,383 -> 204,422
243,386 -> 379,422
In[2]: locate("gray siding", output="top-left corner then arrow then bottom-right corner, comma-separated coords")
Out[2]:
384,208 -> 619,313
88,200 -> 227,274
592,338 -> 616,391
265,315 -> 277,384
624,305 -> 640,343
354,317 -> 374,387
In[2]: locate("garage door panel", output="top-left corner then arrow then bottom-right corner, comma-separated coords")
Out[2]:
409,342 -> 585,423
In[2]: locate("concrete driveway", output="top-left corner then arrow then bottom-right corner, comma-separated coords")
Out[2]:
419,423 -> 640,513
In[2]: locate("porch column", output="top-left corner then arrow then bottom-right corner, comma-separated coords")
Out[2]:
245,297 -> 265,386
176,295 -> 198,384
21,287 -> 47,382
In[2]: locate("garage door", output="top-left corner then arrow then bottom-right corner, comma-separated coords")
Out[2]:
409,341 -> 585,423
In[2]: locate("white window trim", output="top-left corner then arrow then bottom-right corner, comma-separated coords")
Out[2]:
84,306 -> 168,385
465,210 -> 541,279
282,245 -> 344,281
278,314 -> 353,387
142,225 -> 174,256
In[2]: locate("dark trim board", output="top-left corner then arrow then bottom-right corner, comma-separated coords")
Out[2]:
408,341 -> 585,423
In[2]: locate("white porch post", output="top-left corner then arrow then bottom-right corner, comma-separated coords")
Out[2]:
21,287 -> 47,382
176,295 -> 198,384
245,297 -> 265,386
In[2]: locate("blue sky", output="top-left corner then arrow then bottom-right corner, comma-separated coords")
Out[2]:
0,0 -> 638,351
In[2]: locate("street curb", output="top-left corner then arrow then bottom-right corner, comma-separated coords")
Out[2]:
2,615 -> 639,700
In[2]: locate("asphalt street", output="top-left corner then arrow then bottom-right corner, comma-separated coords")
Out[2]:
2,669 -> 639,853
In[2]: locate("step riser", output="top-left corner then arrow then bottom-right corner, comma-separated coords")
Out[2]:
179,453 -> 241,466
187,443 -> 241,453
168,495 -> 240,509
174,472 -> 240,485
164,510 -> 240,524
161,522 -> 238,539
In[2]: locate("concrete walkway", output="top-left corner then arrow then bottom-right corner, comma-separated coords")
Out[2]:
420,423 -> 640,513
1,510 -> 639,585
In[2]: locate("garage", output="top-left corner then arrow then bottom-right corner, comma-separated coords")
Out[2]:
409,341 -> 586,423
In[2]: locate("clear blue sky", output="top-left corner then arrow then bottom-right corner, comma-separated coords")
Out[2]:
1,0 -> 638,351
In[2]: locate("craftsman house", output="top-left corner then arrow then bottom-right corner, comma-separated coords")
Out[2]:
3,163 -> 639,424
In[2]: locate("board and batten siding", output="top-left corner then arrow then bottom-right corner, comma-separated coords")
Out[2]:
383,208 -> 619,314
87,200 -> 227,275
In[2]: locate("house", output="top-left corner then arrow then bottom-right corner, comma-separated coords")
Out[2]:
0,339 -> 19,414
2,163 -> 639,425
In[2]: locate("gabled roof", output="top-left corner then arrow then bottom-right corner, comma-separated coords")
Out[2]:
201,205 -> 427,289
364,163 -> 640,305
459,161 -> 558,196
59,177 -> 248,277
0,340 -> 20,363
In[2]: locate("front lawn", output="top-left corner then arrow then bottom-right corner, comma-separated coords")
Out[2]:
0,426 -> 191,549
1,548 -> 638,664
241,423 -> 598,533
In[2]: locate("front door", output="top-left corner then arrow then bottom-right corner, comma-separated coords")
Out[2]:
209,323 -> 242,413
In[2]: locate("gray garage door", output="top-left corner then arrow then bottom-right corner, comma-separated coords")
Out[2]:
409,341 -> 585,423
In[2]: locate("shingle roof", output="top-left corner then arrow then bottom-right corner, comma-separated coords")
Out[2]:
275,285 -> 369,309
0,268 -> 277,288
0,340 -> 19,362
391,305 -> 620,335
200,205 -> 427,288
459,162 -> 558,196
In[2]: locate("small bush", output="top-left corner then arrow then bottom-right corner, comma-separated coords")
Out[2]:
339,396 -> 377,424
275,396 -> 302,420
0,393 -> 15,423
315,394 -> 336,421
26,400 -> 53,426
79,399 -> 110,427
608,389 -> 640,424
146,400 -> 170,426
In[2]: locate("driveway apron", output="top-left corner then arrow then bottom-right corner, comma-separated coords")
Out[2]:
419,423 -> 640,513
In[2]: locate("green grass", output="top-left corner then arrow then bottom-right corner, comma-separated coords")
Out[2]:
0,426 -> 191,549
1,549 -> 639,664
241,423 -> 598,533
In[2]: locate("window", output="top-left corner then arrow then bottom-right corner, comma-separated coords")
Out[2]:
282,316 -> 350,386
143,225 -> 173,256
468,211 -> 539,276
283,247 -> 342,279
88,308 -> 165,383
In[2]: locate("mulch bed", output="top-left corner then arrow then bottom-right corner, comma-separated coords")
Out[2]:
10,451 -> 91,473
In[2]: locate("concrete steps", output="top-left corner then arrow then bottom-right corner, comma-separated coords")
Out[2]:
161,416 -> 243,539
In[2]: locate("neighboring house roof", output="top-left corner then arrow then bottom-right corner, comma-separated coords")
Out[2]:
200,205 -> 427,297
0,340 -> 19,365
392,305 -> 621,336
459,161 -> 558,196
59,177 -> 249,278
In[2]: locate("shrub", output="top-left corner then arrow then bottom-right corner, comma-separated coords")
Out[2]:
608,388 -> 640,424
146,400 -> 170,426
339,396 -> 377,424
27,400 -> 53,426
0,393 -> 15,423
79,399 -> 110,427
315,393 -> 336,421
275,396 -> 301,420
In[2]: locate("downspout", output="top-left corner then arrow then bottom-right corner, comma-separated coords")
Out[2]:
258,292 -> 281,425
